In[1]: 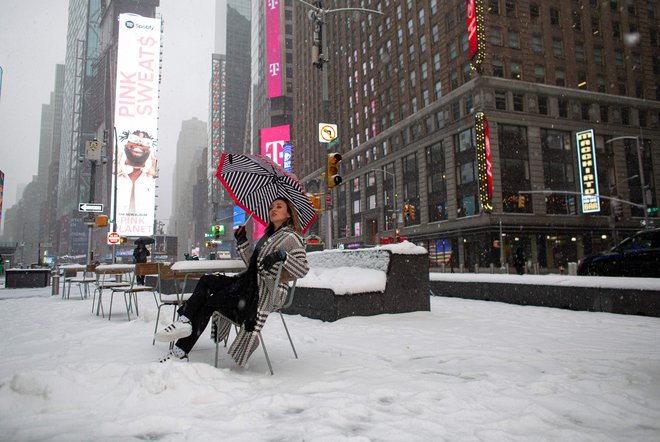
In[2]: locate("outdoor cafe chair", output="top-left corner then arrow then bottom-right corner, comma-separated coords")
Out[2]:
152,263 -> 200,345
92,265 -> 133,318
108,263 -> 160,321
63,264 -> 96,300
211,263 -> 298,375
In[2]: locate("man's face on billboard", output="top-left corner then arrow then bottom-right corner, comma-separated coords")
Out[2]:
125,133 -> 152,166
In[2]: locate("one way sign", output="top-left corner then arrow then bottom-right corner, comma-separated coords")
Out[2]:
78,203 -> 104,213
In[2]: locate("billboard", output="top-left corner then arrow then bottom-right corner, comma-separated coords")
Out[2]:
111,14 -> 161,236
266,0 -> 283,98
576,129 -> 601,213
260,124 -> 290,168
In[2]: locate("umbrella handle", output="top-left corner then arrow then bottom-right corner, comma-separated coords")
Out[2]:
236,212 -> 254,235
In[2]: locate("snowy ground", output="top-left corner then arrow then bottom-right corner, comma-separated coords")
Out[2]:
0,283 -> 659,441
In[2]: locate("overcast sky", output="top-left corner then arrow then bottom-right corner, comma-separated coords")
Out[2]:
0,0 -> 221,232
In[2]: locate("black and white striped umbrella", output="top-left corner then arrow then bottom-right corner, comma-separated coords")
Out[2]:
216,154 -> 318,233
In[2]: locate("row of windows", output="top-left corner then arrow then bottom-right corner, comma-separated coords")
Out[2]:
490,0 -> 645,20
336,123 -> 654,235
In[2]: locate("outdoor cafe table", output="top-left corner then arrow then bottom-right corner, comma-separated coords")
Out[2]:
170,259 -> 247,300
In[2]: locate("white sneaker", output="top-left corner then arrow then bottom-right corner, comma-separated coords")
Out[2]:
159,351 -> 189,363
155,321 -> 192,342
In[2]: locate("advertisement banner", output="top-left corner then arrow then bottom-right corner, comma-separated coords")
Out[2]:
576,129 -> 601,213
266,0 -> 283,98
111,14 -> 161,236
260,124 -> 290,168
256,124 -> 290,237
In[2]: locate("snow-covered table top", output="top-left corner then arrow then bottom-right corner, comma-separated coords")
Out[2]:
430,273 -> 660,290
171,260 -> 246,273
95,264 -> 135,272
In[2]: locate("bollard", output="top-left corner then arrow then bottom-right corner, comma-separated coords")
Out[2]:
474,263 -> 479,273
490,263 -> 495,274
51,273 -> 60,296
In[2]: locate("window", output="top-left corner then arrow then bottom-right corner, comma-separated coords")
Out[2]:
555,69 -> 566,86
457,162 -> 477,185
552,38 -> 563,57
433,52 -> 441,71
505,0 -> 516,16
531,34 -> 543,53
446,12 -> 454,31
592,16 -> 600,35
594,46 -> 603,65
581,102 -> 591,120
508,31 -> 520,49
432,25 -> 440,43
490,28 -> 502,45
449,41 -> 457,59
489,0 -> 500,14
493,59 -> 504,77
558,99 -> 568,117
578,71 -> 588,88
495,90 -> 507,109
435,80 -> 442,99
597,75 -> 606,92
615,50 -> 624,67
550,8 -> 560,26
421,62 -> 428,80
534,66 -> 545,82
600,104 -> 609,123
513,93 -> 524,111
426,142 -> 447,222
530,3 -> 540,19
511,61 -> 521,80
612,21 -> 621,38
575,43 -> 585,61
572,11 -> 582,30
456,128 -> 475,152
538,95 -> 548,115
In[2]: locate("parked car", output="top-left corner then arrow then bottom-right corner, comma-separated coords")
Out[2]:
577,228 -> 660,277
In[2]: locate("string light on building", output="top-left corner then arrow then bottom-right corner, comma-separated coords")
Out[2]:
475,112 -> 493,212
467,0 -> 486,71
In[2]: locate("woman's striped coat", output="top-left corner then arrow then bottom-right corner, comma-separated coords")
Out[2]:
220,225 -> 309,366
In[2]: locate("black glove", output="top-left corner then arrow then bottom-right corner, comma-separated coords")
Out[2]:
234,225 -> 248,245
261,250 -> 286,271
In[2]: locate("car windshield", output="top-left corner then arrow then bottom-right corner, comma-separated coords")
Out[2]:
615,231 -> 660,252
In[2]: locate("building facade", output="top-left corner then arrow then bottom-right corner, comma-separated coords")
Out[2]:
293,0 -> 659,270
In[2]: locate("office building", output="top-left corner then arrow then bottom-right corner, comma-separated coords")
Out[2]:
293,0 -> 659,270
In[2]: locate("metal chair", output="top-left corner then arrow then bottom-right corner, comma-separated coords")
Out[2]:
92,265 -> 133,318
109,263 -> 160,321
211,263 -> 298,375
65,264 -> 96,300
152,263 -> 201,345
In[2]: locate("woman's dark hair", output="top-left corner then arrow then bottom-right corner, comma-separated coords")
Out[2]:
265,197 -> 302,234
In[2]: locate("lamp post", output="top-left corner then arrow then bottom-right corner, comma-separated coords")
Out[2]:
369,168 -> 397,233
605,136 -> 649,228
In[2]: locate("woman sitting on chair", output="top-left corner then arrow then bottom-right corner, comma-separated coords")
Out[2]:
156,197 -> 309,364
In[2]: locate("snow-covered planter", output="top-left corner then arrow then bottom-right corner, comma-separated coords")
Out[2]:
283,241 -> 430,321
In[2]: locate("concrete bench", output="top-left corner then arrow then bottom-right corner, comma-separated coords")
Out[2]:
282,242 -> 429,321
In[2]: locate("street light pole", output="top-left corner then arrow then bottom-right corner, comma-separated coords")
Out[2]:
605,136 -> 649,228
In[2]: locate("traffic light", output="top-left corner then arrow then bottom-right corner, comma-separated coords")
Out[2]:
120,237 -> 127,244
327,153 -> 342,189
410,205 -> 416,220
403,204 -> 410,217
95,214 -> 108,227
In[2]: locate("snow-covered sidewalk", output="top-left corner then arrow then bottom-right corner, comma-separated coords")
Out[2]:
0,286 -> 658,441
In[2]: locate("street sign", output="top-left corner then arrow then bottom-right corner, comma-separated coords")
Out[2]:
319,123 -> 338,143
107,232 -> 121,245
79,202 -> 104,213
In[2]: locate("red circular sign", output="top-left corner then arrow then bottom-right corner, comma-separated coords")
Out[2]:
107,232 -> 121,245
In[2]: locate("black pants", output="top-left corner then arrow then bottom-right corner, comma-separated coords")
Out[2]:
175,274 -> 246,354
